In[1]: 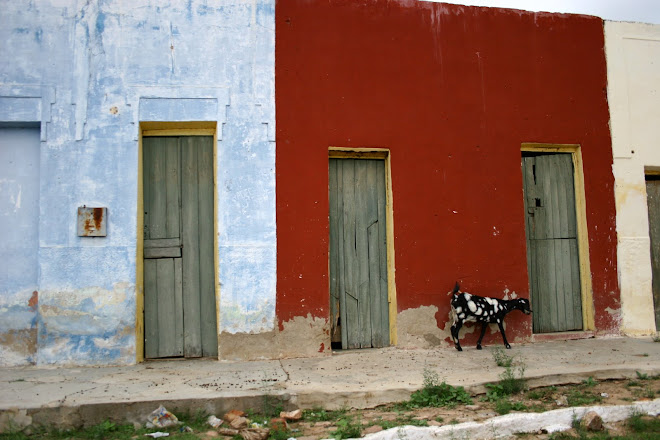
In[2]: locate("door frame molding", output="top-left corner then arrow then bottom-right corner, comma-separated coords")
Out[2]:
328,147 -> 398,345
521,143 -> 595,331
136,121 -> 219,362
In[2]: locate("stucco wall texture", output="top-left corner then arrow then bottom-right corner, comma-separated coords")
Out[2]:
276,0 -> 620,351
0,0 -> 275,366
606,21 -> 660,335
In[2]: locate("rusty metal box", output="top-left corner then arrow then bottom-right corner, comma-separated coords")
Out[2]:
77,207 -> 107,237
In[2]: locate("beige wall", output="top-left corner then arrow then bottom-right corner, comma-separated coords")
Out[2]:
605,21 -> 660,335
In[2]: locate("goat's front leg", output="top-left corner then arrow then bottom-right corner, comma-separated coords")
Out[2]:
497,321 -> 511,349
476,322 -> 488,350
451,321 -> 463,351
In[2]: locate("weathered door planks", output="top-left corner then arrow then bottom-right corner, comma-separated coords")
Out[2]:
522,153 -> 583,333
143,136 -> 217,358
646,176 -> 660,331
329,158 -> 389,349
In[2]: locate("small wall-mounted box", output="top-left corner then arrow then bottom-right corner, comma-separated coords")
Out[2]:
77,207 -> 107,237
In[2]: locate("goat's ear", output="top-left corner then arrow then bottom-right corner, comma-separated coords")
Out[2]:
453,282 -> 460,294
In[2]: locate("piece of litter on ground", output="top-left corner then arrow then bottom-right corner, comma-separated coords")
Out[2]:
145,432 -> 169,438
208,415 -> 223,428
601,393 -> 609,398
147,405 -> 179,428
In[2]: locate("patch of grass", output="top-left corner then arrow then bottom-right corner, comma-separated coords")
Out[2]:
581,377 -> 598,387
395,368 -> 472,410
407,381 -> 473,409
627,411 -> 660,433
527,403 -> 547,413
636,371 -> 650,381
269,425 -> 293,440
526,387 -> 555,401
484,360 -> 527,403
177,408 -> 211,431
652,334 -> 660,343
303,407 -> 347,422
375,414 -> 428,430
494,398 -> 527,415
331,415 -> 362,440
1,420 -> 144,440
527,385 -> 557,402
565,388 -> 602,407
631,386 -> 657,400
261,394 -> 284,418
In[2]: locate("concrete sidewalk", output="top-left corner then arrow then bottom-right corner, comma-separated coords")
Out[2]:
1,337 -> 659,429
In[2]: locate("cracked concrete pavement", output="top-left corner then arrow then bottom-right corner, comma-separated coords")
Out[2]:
1,337 -> 659,429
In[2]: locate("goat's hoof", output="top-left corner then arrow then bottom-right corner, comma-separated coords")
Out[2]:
476,345 -> 482,350
455,346 -> 463,352
505,344 -> 511,349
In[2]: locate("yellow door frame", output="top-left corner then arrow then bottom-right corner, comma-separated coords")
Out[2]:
521,143 -> 595,331
328,147 -> 398,345
136,121 -> 219,362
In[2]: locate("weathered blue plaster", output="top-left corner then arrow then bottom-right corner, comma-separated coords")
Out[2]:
0,0 -> 276,366
139,98 -> 219,122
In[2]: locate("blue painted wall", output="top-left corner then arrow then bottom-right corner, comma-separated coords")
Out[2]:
0,0 -> 275,366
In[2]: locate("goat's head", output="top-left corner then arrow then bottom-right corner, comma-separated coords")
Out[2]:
513,298 -> 532,315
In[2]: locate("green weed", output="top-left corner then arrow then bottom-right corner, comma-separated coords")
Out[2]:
405,381 -> 473,409
395,368 -> 472,409
494,399 -> 527,415
491,346 -> 514,368
526,387 -> 555,401
376,415 -> 428,430
497,363 -> 527,396
566,389 -> 602,407
627,410 -> 660,433
636,371 -> 650,381
261,394 -> 284,418
303,407 -> 347,422
331,415 -> 362,440
269,425 -> 293,440
581,377 -> 598,387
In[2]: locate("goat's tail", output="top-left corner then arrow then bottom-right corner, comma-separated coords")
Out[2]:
449,282 -> 460,296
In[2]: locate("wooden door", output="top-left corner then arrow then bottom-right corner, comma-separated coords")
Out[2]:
329,158 -> 389,349
646,176 -> 660,331
522,153 -> 583,333
143,136 -> 217,358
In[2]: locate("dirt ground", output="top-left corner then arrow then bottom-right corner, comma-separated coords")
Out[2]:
268,378 -> 659,440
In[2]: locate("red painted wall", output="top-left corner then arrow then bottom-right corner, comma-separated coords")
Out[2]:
276,0 -> 619,344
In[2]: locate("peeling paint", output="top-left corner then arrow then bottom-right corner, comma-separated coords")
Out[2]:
219,314 -> 329,361
37,283 -> 136,366
397,306 -> 453,349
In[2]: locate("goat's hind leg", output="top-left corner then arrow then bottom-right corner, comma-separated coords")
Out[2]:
451,321 -> 464,351
476,322 -> 488,350
497,321 -> 511,349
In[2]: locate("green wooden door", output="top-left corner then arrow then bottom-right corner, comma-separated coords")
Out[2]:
329,158 -> 389,349
522,153 -> 583,333
143,136 -> 217,358
646,176 -> 660,331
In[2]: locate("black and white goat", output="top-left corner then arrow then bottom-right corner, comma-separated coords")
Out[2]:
450,283 -> 532,351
